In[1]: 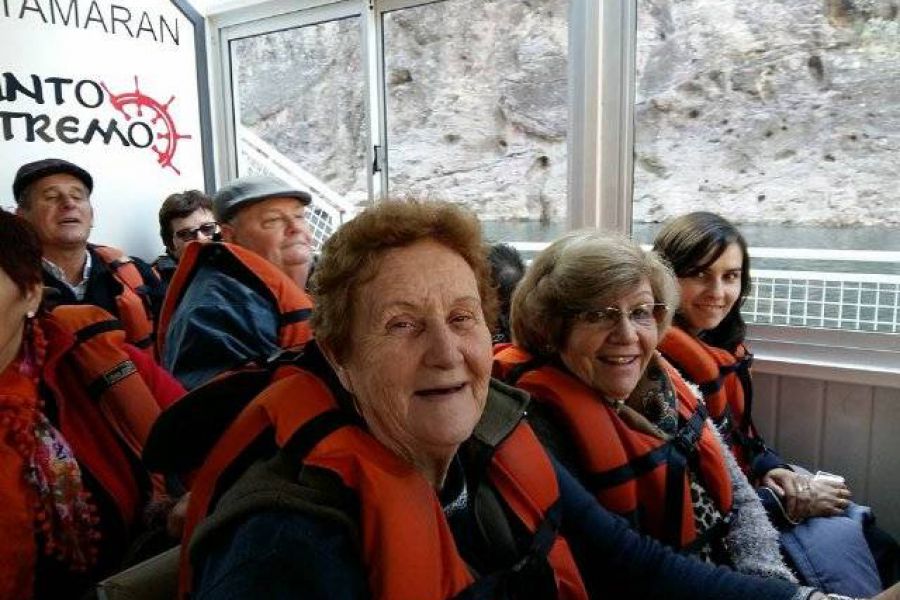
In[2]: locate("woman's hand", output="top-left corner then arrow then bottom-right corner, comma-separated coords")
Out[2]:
806,477 -> 852,518
762,467 -> 812,521
763,468 -> 852,521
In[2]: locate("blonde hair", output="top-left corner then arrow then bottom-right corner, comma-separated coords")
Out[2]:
510,230 -> 678,355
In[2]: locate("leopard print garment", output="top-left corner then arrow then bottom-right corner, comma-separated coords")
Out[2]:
631,359 -> 726,563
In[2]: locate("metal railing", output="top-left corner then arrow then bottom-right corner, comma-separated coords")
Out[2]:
746,249 -> 899,334
509,242 -> 900,334
747,270 -> 899,333
236,125 -> 356,249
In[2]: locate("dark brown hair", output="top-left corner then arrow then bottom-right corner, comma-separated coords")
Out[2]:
0,210 -> 44,295
653,211 -> 751,350
158,190 -> 214,251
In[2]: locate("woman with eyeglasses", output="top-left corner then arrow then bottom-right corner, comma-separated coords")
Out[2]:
153,191 -> 218,284
494,230 -> 795,580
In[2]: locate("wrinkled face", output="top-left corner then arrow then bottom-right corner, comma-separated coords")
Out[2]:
334,240 -> 493,468
169,208 -> 217,259
17,173 -> 93,250
677,242 -> 744,333
560,280 -> 659,400
222,197 -> 312,273
0,267 -> 41,371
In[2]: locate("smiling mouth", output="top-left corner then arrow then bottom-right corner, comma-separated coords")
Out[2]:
598,356 -> 638,366
415,383 -> 467,397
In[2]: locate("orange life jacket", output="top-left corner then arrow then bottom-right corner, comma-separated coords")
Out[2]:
91,245 -> 157,352
156,241 -> 313,358
658,326 -> 761,474
45,305 -> 167,518
178,360 -> 587,600
493,345 -> 733,551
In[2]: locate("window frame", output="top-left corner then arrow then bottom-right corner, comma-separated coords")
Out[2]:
209,0 -> 365,190
206,0 -> 898,386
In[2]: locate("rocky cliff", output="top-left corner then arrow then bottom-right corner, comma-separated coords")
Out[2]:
234,0 -> 899,227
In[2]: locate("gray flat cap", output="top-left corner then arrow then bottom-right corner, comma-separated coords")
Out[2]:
213,176 -> 312,222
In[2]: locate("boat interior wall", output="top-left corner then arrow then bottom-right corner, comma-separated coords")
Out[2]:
754,372 -> 900,539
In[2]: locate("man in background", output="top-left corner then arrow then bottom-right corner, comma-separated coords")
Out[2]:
153,190 -> 218,285
13,158 -> 164,351
159,176 -> 315,389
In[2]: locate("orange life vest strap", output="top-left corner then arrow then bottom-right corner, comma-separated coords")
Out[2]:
180,366 -> 587,600
659,327 -> 760,471
156,242 -> 313,358
49,305 -> 165,500
176,365 -> 319,597
91,245 -> 155,351
494,345 -> 733,549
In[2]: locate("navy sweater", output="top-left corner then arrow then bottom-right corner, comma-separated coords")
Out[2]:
194,456 -> 802,600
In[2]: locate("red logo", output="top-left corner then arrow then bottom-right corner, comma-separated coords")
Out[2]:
102,76 -> 191,174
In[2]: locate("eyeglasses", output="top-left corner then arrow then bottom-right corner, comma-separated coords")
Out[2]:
173,222 -> 218,243
575,303 -> 668,330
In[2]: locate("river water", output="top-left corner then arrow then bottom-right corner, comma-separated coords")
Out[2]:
481,221 -> 900,276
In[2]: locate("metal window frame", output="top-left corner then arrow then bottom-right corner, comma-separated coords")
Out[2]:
569,0 -> 635,233
209,0 -> 590,204
205,0 -> 898,387
208,0 -> 365,189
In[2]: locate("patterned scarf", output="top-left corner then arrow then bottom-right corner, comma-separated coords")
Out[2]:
1,320 -> 99,573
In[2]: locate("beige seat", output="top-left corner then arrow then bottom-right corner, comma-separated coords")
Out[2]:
95,546 -> 179,600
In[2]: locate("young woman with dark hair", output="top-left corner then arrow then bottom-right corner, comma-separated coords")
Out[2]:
654,211 -> 898,594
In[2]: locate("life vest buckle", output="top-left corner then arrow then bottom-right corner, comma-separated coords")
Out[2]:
260,346 -> 307,367
671,428 -> 701,459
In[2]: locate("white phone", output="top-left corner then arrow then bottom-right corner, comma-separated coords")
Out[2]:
813,470 -> 845,485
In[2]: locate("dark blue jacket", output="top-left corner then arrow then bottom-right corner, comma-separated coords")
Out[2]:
42,244 -> 165,326
193,455 -> 805,600
162,263 -> 279,390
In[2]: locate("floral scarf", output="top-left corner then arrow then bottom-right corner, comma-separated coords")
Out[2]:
2,340 -> 98,573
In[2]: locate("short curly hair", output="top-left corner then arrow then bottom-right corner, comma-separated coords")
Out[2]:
510,230 -> 679,356
311,200 -> 498,362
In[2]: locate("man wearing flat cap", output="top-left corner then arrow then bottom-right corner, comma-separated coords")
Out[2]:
159,176 -> 315,389
13,158 -> 164,351
214,175 -> 314,288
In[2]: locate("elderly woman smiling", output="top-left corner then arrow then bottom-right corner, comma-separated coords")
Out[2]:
495,230 -> 796,580
180,202 -> 865,600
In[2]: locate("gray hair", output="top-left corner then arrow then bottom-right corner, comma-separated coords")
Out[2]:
509,229 -> 679,356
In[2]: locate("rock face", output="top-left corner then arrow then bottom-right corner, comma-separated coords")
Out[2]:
234,0 -> 900,227
635,0 -> 900,227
